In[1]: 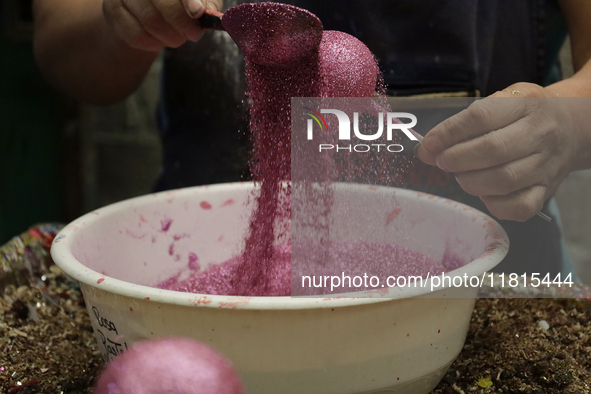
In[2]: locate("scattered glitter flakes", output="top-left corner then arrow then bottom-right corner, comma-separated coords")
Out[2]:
221,199 -> 234,207
477,377 -> 493,388
538,320 -> 550,330
188,253 -> 200,271
160,218 -> 173,232
385,208 -> 402,226
173,233 -> 189,241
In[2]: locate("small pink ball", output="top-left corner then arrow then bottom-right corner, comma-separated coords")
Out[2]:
94,338 -> 245,394
318,30 -> 378,97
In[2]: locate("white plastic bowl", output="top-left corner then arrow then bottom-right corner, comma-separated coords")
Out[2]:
51,182 -> 508,394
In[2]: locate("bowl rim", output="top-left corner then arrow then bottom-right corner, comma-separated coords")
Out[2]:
50,182 -> 509,310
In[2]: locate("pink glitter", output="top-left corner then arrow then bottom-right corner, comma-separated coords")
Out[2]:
227,23 -> 380,295
160,218 -> 173,232
161,2 -> 381,296
94,338 -> 245,394
159,6 -> 413,297
161,245 -> 290,296
159,17 -> 443,296
159,242 -> 445,296
221,199 -> 235,207
292,241 -> 445,295
173,233 -> 190,241
317,31 -> 378,97
188,252 -> 200,271
222,3 -> 323,67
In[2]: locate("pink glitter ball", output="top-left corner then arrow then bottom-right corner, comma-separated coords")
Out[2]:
318,30 -> 378,97
94,338 -> 244,394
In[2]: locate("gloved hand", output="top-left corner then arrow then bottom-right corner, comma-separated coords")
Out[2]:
103,0 -> 223,51
416,82 -> 590,222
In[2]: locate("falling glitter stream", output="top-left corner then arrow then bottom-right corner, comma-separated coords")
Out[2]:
218,3 -> 383,296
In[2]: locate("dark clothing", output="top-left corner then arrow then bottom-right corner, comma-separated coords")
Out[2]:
157,0 -> 568,275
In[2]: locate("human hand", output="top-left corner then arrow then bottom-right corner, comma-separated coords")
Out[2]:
416,82 -> 588,222
103,0 -> 223,51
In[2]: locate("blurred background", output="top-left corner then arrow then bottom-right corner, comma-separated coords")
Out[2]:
1,0 -> 590,283
1,0 -> 162,240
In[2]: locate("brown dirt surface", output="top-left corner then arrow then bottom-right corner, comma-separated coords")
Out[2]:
431,298 -> 591,394
1,264 -> 590,393
0,266 -> 102,393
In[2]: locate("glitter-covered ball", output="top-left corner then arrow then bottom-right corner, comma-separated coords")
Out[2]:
318,30 -> 378,97
94,338 -> 244,394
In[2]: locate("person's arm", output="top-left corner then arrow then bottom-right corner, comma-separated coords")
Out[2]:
546,0 -> 591,171
416,0 -> 591,222
33,0 -> 221,105
553,0 -> 591,82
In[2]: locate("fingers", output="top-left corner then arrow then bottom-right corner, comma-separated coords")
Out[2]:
413,82 -> 572,222
104,0 -> 165,51
104,0 -> 215,52
201,0 -> 223,12
122,0 -> 186,47
480,185 -> 547,222
454,152 -> 546,196
419,98 -> 528,156
182,0 -> 205,17
431,117 -> 540,173
152,0 -> 203,42
415,83 -> 555,168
